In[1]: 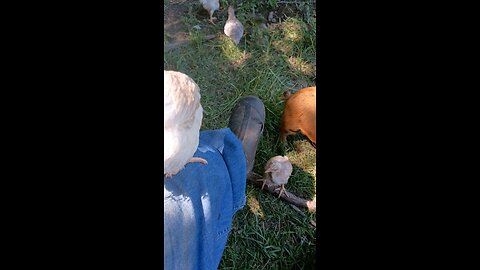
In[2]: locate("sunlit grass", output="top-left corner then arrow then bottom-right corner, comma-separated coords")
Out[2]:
164,1 -> 316,268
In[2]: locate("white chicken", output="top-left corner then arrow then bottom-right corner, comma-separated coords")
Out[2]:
200,0 -> 219,24
258,156 -> 293,198
224,6 -> 244,45
164,70 -> 208,178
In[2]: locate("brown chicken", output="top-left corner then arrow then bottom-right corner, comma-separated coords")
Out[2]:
280,86 -> 316,148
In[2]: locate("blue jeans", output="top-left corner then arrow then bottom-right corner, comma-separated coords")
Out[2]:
164,128 -> 247,270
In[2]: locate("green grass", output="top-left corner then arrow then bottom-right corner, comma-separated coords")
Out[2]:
164,1 -> 316,268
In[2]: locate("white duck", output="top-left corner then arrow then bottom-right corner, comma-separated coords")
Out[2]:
224,5 -> 244,45
200,0 -> 219,24
258,156 -> 293,198
164,70 -> 208,178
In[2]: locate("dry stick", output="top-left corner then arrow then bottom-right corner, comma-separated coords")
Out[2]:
247,172 -> 316,212
164,34 -> 217,52
290,199 -> 317,227
291,203 -> 317,228
290,204 -> 306,217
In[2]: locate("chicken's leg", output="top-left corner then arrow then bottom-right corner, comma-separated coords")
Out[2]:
255,178 -> 268,190
274,184 -> 290,198
164,157 -> 207,178
189,157 -> 208,164
208,11 -> 217,24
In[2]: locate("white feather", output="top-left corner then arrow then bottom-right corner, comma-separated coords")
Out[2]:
164,70 -> 204,176
199,0 -> 219,17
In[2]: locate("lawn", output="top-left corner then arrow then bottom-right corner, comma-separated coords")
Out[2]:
164,0 -> 316,268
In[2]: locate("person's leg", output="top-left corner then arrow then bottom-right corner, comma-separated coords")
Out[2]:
228,96 -> 266,177
163,97 -> 265,270
164,128 -> 245,269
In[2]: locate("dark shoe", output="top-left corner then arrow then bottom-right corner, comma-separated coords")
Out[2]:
228,96 -> 266,177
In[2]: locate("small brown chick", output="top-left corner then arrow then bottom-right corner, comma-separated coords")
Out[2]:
258,156 -> 293,198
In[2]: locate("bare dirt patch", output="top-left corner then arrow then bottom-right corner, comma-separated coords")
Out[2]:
164,0 -> 316,51
163,0 -> 194,49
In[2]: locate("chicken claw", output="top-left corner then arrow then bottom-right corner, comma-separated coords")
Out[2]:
164,170 -> 178,178
208,16 -> 217,25
189,157 -> 208,164
164,158 -> 207,179
274,185 -> 289,198
256,178 -> 267,190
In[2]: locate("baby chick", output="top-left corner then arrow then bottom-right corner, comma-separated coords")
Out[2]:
164,70 -> 208,178
199,0 -> 219,24
223,5 -> 244,45
259,156 -> 293,198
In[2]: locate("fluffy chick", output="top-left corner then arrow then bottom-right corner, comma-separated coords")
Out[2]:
164,70 -> 208,178
224,6 -> 244,45
199,0 -> 219,24
258,156 -> 293,198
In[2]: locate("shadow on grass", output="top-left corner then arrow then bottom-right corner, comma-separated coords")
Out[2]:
163,4 -> 316,269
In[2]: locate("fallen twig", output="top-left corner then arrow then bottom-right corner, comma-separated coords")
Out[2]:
248,172 -> 316,212
291,203 -> 317,228
290,204 -> 306,217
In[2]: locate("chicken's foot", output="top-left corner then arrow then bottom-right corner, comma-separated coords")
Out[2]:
189,157 -> 208,164
274,185 -> 290,198
208,15 -> 217,25
256,178 -> 267,190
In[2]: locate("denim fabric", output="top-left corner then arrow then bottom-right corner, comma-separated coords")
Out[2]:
164,128 -> 247,270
